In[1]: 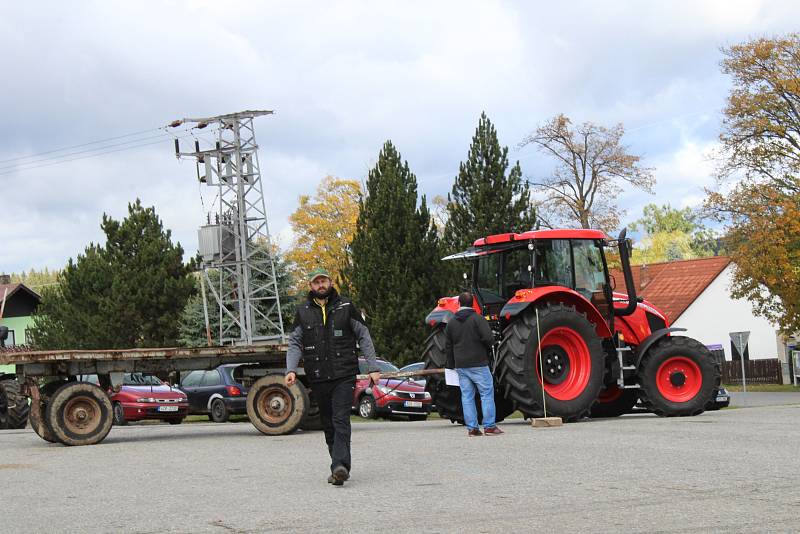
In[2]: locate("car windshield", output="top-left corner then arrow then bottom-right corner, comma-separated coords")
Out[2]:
123,373 -> 162,386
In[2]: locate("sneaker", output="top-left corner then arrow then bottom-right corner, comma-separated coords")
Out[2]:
468,428 -> 483,437
484,426 -> 504,435
332,465 -> 350,486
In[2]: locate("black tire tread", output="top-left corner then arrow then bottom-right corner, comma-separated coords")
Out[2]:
496,303 -> 605,422
0,379 -> 29,429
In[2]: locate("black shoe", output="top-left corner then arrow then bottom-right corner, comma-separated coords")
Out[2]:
332,465 -> 349,486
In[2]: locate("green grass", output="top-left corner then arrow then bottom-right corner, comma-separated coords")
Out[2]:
723,384 -> 800,393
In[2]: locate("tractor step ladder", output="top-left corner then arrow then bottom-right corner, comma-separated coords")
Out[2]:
616,345 -> 640,389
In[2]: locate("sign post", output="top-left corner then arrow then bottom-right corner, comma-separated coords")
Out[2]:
729,331 -> 751,401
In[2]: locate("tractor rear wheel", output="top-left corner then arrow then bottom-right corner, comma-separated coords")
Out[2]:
496,303 -> 605,422
0,378 -> 29,429
590,385 -> 639,418
638,336 -> 720,417
422,326 -> 514,425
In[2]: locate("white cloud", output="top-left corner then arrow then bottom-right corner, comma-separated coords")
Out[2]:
1,0 -> 799,273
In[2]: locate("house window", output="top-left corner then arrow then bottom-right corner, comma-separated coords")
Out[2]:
5,330 -> 15,347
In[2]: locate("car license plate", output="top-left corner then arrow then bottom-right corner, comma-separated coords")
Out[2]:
404,401 -> 423,408
716,396 -> 728,402
158,405 -> 179,412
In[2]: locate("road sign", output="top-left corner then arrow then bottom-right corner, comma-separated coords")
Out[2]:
729,331 -> 751,396
729,331 -> 750,359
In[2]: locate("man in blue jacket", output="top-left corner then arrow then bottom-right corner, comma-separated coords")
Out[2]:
444,292 -> 503,437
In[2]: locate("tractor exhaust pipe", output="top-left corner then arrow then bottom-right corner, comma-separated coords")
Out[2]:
614,228 -> 639,317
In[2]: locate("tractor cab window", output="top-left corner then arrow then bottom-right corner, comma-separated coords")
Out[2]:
572,240 -> 607,300
503,247 -> 533,297
475,253 -> 503,306
533,239 -> 572,289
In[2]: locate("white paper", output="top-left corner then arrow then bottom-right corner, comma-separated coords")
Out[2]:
444,368 -> 460,387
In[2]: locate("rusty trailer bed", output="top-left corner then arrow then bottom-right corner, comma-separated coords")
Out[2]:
0,344 -> 288,377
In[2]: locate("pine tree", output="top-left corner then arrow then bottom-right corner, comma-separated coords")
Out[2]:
443,112 -> 536,253
29,200 -> 195,349
346,141 -> 444,366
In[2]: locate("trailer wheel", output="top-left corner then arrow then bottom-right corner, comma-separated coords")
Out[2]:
422,326 -> 514,425
0,379 -> 30,429
590,385 -> 639,418
496,303 -> 605,422
29,380 -> 65,443
638,336 -> 720,417
46,382 -> 113,446
300,397 -> 323,431
247,374 -> 308,435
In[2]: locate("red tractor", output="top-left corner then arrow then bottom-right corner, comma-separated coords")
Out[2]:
423,228 -> 721,423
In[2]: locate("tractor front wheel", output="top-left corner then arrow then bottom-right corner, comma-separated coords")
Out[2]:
496,303 -> 605,422
638,336 -> 720,417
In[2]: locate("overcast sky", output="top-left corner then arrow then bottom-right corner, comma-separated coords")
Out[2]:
1,0 -> 798,275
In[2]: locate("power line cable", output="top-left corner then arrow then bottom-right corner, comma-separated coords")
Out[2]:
0,132 -> 198,177
0,129 -> 193,172
0,126 -> 170,165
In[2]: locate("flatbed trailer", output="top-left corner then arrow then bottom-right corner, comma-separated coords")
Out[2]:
0,345 -> 445,446
0,343 -> 311,446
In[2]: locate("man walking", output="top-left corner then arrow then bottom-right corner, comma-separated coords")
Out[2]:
285,268 -> 381,485
444,292 -> 503,437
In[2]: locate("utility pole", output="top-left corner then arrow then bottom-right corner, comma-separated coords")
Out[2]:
172,110 -> 284,346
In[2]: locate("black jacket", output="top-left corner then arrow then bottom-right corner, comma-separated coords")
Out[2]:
286,289 -> 378,382
444,308 -> 494,369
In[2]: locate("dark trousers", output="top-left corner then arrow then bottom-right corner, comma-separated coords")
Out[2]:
310,376 -> 355,473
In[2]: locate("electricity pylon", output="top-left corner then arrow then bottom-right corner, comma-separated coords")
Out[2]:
172,110 -> 284,345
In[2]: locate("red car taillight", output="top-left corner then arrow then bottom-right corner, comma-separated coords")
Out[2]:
226,385 -> 242,397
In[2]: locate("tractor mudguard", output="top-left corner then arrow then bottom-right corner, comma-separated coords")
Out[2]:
499,287 -> 613,338
425,296 -> 460,327
634,327 -> 688,368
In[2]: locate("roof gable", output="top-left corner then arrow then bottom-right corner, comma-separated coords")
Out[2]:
610,257 -> 731,322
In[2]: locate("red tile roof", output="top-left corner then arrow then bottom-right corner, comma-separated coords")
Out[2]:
610,256 -> 731,323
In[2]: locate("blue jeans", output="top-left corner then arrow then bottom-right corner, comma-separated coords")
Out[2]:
457,366 -> 496,430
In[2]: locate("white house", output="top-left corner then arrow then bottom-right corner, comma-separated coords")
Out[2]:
617,257 -> 794,383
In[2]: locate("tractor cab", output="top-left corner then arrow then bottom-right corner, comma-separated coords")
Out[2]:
444,229 -> 615,322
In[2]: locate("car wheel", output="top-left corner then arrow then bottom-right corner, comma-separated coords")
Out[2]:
210,398 -> 229,423
113,402 -> 128,426
358,396 -> 377,419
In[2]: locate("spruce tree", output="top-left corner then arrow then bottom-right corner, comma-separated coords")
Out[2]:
443,112 -> 536,253
346,141 -> 444,366
29,200 -> 195,349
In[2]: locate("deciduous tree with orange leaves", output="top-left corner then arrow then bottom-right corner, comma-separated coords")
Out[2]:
706,34 -> 800,334
286,176 -> 361,292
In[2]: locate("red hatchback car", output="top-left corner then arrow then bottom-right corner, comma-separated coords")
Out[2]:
110,373 -> 189,426
353,359 -> 432,420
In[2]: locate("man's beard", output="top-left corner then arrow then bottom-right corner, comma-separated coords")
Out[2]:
311,286 -> 332,299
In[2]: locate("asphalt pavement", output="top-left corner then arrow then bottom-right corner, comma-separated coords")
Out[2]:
1,401 -> 799,533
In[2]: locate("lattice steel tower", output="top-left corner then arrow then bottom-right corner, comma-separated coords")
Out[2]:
172,110 -> 284,345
